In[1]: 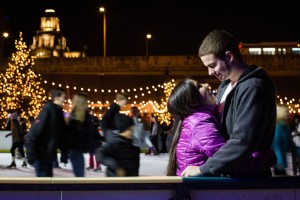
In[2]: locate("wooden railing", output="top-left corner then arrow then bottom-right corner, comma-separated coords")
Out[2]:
1,176 -> 300,199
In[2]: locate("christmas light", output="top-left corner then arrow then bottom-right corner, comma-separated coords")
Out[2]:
0,32 -> 47,129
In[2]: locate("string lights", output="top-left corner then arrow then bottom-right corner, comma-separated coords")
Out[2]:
59,79 -> 176,126
277,95 -> 300,114
43,79 -> 300,125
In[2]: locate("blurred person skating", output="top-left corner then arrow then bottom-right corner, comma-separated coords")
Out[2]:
291,114 -> 300,175
17,117 -> 28,159
100,113 -> 140,177
272,105 -> 291,175
5,109 -> 20,131
6,118 -> 27,168
86,116 -> 104,172
130,106 -> 157,154
167,78 -> 276,176
181,30 -> 277,177
101,92 -> 129,141
165,117 -> 178,152
150,115 -> 163,155
67,92 -> 95,177
160,123 -> 168,154
25,88 -> 68,177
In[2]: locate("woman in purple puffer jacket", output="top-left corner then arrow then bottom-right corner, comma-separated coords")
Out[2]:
166,79 -> 276,176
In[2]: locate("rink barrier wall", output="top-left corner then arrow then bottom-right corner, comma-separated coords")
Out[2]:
1,176 -> 300,199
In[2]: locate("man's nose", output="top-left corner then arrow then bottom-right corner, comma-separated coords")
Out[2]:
208,68 -> 214,76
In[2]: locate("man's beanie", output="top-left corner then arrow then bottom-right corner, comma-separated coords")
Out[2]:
114,113 -> 134,133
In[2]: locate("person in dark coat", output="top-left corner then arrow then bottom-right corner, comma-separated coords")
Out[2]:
86,116 -> 104,172
67,92 -> 95,177
25,88 -> 68,177
6,118 -> 27,168
150,115 -> 163,154
100,113 -> 140,177
101,92 -> 128,141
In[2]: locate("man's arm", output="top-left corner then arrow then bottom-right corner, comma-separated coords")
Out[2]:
25,108 -> 49,164
182,83 -> 275,176
101,107 -> 115,134
99,142 -> 118,169
201,83 -> 275,176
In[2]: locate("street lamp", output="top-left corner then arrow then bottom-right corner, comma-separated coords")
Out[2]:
99,7 -> 106,57
0,32 -> 9,65
146,33 -> 152,57
3,32 -> 9,38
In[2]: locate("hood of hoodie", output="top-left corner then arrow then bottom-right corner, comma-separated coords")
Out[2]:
238,65 -> 276,91
217,65 -> 276,103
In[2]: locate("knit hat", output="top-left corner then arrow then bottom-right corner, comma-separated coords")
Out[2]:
114,113 -> 134,133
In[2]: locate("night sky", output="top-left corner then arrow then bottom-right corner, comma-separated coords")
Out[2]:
1,0 -> 300,57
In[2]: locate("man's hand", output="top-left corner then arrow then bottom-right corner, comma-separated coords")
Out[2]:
116,167 -> 126,176
181,166 -> 201,177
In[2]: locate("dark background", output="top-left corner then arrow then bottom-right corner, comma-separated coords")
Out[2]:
1,0 -> 299,102
1,0 -> 300,57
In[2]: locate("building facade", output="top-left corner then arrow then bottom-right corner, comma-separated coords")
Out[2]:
30,9 -> 84,58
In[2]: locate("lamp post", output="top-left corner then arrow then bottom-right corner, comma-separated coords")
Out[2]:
0,32 -> 9,66
146,33 -> 152,57
99,7 -> 106,57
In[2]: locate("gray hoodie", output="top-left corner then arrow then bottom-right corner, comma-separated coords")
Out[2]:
200,65 -> 277,176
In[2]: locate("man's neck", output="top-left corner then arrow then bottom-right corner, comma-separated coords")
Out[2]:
53,100 -> 62,107
230,63 -> 247,83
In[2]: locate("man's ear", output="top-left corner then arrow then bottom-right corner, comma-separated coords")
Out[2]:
225,51 -> 233,62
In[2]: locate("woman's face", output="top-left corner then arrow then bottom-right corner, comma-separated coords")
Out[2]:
194,81 -> 216,105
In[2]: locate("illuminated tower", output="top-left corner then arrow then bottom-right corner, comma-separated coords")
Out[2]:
30,9 -> 68,58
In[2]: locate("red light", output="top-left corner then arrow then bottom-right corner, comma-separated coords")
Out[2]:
238,43 -> 243,49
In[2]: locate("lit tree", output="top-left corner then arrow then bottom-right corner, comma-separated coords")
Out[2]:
152,79 -> 176,126
0,32 -> 47,129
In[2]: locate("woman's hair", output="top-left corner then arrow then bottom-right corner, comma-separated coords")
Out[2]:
72,92 -> 88,122
166,118 -> 181,176
167,79 -> 202,120
166,78 -> 203,176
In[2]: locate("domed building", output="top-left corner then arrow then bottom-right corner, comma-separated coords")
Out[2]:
30,9 -> 84,58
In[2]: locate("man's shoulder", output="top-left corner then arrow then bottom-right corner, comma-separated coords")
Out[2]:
103,103 -> 120,116
109,103 -> 120,110
41,101 -> 58,111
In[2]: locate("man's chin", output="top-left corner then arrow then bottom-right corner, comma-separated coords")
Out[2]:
216,76 -> 224,81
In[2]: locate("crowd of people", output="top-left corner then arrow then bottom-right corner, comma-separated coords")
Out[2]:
5,89 -> 169,177
3,29 -> 299,178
